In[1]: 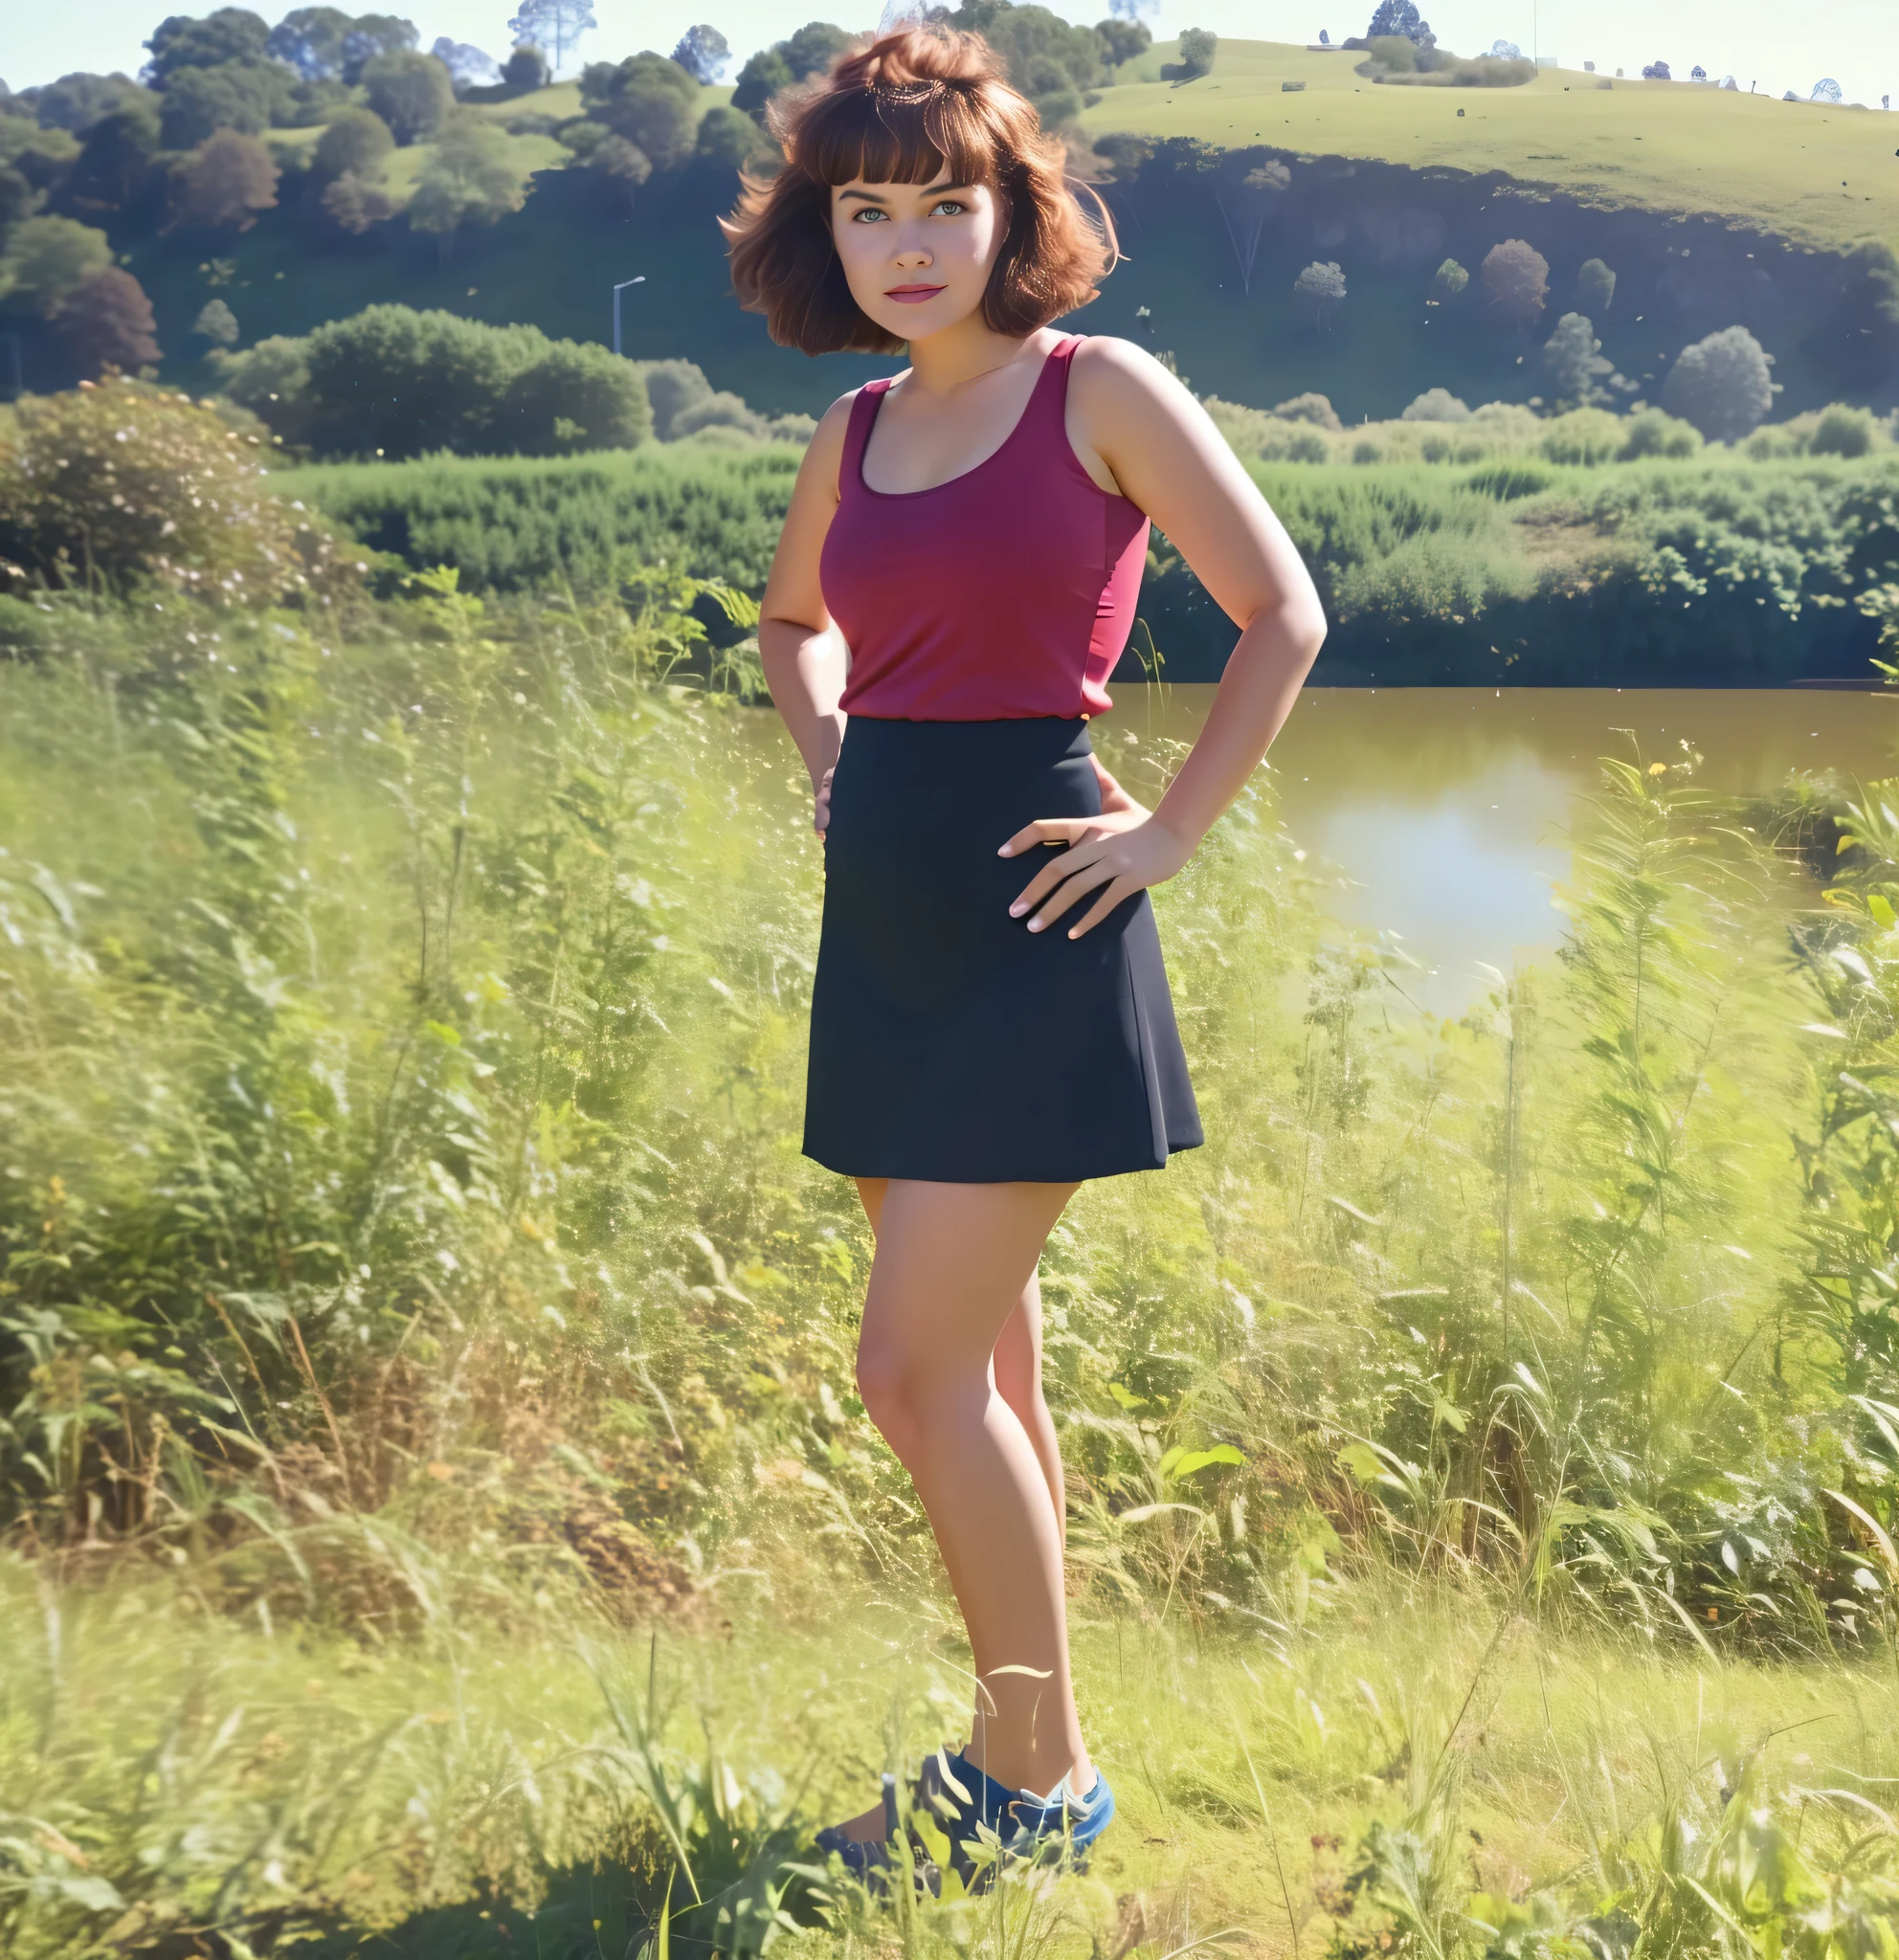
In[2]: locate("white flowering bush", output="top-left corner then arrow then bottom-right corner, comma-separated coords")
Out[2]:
0,376 -> 363,607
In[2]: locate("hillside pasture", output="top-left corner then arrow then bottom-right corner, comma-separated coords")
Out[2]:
1083,40 -> 1899,256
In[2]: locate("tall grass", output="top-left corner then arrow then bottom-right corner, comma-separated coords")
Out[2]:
3,581 -> 1899,1951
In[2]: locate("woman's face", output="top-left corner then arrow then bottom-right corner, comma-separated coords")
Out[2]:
829,171 -> 1009,343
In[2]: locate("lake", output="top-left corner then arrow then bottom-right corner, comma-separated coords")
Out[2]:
1102,683 -> 1899,1019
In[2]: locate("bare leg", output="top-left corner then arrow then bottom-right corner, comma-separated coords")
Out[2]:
992,1281 -> 1066,1552
861,1178 -> 1067,1544
834,1175 -> 1091,1829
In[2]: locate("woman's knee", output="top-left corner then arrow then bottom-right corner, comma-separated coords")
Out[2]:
856,1339 -> 928,1459
856,1334 -> 984,1461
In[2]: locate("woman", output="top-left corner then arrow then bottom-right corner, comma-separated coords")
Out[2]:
721,25 -> 1326,1887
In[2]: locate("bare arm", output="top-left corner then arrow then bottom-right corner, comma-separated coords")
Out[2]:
1076,337 -> 1325,849
1002,337 -> 1327,935
759,394 -> 856,833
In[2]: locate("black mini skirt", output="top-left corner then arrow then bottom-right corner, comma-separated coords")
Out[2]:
803,715 -> 1203,1183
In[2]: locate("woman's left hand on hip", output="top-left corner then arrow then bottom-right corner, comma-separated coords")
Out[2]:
998,809 -> 1194,939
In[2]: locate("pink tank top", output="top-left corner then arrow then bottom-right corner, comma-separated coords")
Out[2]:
820,335 -> 1151,722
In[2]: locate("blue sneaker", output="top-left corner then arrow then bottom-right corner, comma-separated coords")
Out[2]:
812,1771 -> 901,1885
916,1749 -> 1116,1892
1002,1764 -> 1116,1873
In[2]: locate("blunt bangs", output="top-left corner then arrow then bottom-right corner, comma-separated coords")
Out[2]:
792,82 -> 996,191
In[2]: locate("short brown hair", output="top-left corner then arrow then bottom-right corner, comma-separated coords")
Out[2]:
720,27 -> 1117,356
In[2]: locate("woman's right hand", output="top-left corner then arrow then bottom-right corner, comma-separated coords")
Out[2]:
813,763 -> 835,842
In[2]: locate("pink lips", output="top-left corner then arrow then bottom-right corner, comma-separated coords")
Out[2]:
885,284 -> 948,303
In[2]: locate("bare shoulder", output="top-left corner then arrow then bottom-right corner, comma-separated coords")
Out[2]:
1067,333 -> 1218,467
795,390 -> 860,501
1069,334 -> 1192,408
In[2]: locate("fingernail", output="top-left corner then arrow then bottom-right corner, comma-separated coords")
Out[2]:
1009,902 -> 1026,916
997,844 -> 1012,856
1027,919 -> 1043,932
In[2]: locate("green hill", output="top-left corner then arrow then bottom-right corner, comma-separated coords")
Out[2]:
1086,41 -> 1899,256
8,37 -> 1897,427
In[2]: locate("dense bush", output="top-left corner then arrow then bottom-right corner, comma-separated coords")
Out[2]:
498,340 -> 654,454
293,443 -> 798,590
0,376 -> 362,602
283,440 -> 1899,685
218,305 -> 650,458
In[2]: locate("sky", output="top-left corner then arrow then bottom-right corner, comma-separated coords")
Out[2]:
8,0 -> 1897,110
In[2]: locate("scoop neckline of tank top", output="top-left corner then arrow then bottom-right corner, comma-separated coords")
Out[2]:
855,339 -> 1070,501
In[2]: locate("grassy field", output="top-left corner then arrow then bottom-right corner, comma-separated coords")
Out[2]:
7,1556 -> 1897,1958
1084,41 -> 1899,255
4,552 -> 1899,1949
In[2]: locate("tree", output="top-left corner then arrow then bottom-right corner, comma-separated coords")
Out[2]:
0,214 -> 114,315
66,100 -> 164,213
1272,391 -> 1341,428
506,0 -> 597,73
1689,65 -> 1707,81
1574,256 -> 1616,314
1173,28 -> 1218,78
693,104 -> 763,171
1096,18 -> 1151,67
1641,60 -> 1671,80
341,16 -> 419,84
1490,38 -> 1523,58
1365,1 -> 1434,49
407,109 -> 532,262
144,9 -> 270,83
1542,311 -> 1612,407
1811,78 -> 1843,103
54,266 -> 161,376
502,46 -> 550,91
361,51 -> 454,144
168,129 -> 279,232
321,170 -> 395,232
586,134 -> 651,209
1293,258 -> 1347,326
1432,256 -> 1468,298
1481,238 -> 1549,328
1661,325 -> 1776,442
1213,158 -> 1288,294
157,60 -> 296,148
432,38 -> 503,90
581,53 -> 697,169
192,297 -> 240,344
672,25 -> 732,84
314,106 -> 395,180
0,169 -> 36,252
730,47 -> 795,116
729,22 -> 851,115
29,73 -> 152,136
1401,388 -> 1471,420
268,8 -> 358,80
951,4 -> 1108,106
500,343 -> 652,452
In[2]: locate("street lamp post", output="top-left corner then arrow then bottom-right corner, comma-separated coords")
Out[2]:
613,276 -> 646,357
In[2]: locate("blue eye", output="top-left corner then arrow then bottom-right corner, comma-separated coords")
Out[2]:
930,200 -> 966,215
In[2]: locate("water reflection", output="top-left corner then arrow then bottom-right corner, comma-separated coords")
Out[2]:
1111,685 -> 1899,1020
